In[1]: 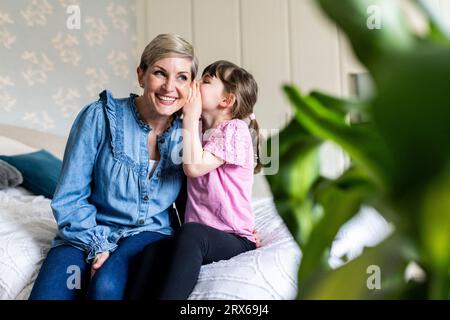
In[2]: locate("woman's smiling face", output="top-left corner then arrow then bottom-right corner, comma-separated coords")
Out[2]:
138,56 -> 193,117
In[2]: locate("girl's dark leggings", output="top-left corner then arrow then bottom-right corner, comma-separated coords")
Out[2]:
127,222 -> 256,300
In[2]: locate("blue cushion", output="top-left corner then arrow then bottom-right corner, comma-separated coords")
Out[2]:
0,149 -> 62,199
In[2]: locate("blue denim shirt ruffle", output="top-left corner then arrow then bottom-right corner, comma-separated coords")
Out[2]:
51,90 -> 184,261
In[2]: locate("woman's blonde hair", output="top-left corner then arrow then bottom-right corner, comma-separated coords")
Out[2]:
139,34 -> 198,80
202,60 -> 262,174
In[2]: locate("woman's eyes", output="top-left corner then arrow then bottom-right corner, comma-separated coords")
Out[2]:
154,70 -> 165,77
153,70 -> 188,81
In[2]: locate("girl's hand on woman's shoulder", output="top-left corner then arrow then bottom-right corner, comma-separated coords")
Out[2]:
183,80 -> 202,120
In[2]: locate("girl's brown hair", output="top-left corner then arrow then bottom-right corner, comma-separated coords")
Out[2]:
202,60 -> 262,174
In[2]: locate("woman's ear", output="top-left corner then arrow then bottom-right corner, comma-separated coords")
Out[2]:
137,67 -> 145,88
220,93 -> 236,108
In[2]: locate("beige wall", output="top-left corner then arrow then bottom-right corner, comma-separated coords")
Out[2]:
0,0 -> 138,136
137,0 -> 450,197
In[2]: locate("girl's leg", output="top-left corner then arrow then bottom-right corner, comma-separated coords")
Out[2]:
86,231 -> 166,300
159,222 -> 256,300
29,245 -> 88,300
126,237 -> 175,300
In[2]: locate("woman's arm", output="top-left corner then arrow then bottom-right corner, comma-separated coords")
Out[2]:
182,81 -> 224,178
51,102 -> 117,262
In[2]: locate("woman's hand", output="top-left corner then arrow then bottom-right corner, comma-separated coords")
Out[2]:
183,80 -> 202,120
90,251 -> 110,279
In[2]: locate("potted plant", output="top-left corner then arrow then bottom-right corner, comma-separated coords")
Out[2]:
265,0 -> 450,299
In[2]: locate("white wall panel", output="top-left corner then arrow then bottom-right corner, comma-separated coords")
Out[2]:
192,0 -> 241,72
240,0 -> 291,130
289,0 -> 341,96
439,0 -> 450,32
239,0 -> 292,197
338,30 -> 366,97
138,0 -> 193,54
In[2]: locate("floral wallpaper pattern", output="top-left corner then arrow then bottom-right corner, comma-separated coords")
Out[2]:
0,0 -> 139,135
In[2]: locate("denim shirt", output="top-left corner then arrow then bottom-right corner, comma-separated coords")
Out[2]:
51,90 -> 184,261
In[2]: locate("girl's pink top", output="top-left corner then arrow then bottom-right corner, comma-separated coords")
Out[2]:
184,119 -> 255,242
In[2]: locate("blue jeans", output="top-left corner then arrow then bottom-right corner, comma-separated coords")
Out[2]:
29,231 -> 166,300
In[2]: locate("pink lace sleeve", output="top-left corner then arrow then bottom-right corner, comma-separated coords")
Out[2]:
204,119 -> 253,168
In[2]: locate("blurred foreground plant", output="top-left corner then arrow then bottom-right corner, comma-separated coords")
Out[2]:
265,0 -> 450,299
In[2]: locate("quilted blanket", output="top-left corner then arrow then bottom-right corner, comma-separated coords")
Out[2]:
0,188 -> 301,300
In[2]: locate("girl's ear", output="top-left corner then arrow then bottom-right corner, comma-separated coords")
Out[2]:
220,93 -> 236,108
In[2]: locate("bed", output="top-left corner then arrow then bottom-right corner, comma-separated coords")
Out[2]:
0,124 -> 392,300
0,124 -> 302,300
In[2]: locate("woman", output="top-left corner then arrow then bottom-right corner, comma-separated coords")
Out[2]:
29,34 -> 197,300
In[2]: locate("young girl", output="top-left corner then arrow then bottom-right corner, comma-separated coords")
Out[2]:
158,60 -> 262,299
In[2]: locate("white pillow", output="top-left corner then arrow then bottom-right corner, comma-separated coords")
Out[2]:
0,136 -> 37,156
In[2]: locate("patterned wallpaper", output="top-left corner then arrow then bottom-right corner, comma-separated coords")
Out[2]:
0,0 -> 140,136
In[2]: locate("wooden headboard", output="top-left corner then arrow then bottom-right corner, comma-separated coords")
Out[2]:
0,124 -> 67,159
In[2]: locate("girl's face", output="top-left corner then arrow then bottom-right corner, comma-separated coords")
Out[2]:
200,74 -> 227,112
138,57 -> 192,117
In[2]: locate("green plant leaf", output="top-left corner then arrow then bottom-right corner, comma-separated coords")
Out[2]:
283,84 -> 393,188
265,118 -> 322,245
420,166 -> 450,299
297,167 -> 377,285
310,90 -> 371,121
265,118 -> 321,202
299,235 -> 411,299
372,45 -> 450,194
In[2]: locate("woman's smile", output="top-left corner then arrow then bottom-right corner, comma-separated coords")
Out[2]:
155,93 -> 178,105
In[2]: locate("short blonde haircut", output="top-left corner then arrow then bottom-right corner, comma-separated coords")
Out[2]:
139,34 -> 198,80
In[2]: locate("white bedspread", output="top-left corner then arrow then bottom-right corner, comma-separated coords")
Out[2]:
0,188 -> 301,300
0,188 -> 56,300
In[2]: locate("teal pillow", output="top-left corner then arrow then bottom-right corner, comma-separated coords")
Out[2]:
0,149 -> 62,199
